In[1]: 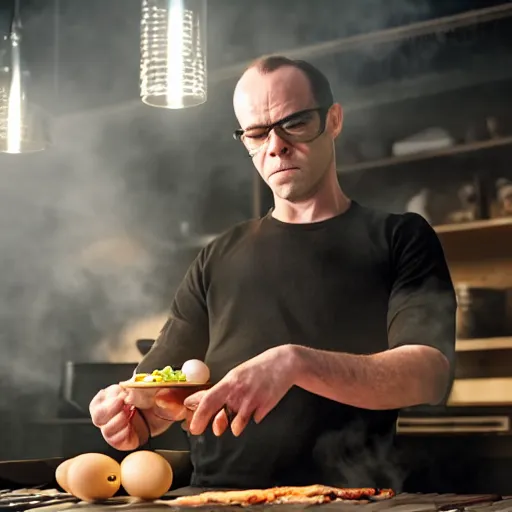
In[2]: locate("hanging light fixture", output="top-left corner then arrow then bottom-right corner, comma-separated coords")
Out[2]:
0,0 -> 49,154
140,0 -> 207,109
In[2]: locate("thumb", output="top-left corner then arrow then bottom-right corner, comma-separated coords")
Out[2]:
183,390 -> 208,410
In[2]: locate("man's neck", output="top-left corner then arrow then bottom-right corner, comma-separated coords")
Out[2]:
271,173 -> 351,224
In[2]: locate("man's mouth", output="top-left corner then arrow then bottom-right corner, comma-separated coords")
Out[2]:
270,167 -> 299,177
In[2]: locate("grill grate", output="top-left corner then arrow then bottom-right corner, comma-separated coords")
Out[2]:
0,489 -> 509,511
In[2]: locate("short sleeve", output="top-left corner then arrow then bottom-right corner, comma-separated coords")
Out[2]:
136,249 -> 210,373
387,212 -> 457,369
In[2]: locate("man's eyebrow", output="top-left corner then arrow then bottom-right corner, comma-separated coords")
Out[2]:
244,121 -> 268,131
243,110 -> 306,131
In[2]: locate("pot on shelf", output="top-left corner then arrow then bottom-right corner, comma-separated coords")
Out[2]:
455,285 -> 507,339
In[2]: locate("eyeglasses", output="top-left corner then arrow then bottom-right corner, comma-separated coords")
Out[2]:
233,106 -> 331,157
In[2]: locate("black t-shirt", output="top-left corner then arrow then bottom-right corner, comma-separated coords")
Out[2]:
137,201 -> 456,489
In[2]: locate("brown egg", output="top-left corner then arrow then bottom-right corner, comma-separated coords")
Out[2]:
120,450 -> 173,500
66,453 -> 121,502
55,457 -> 75,493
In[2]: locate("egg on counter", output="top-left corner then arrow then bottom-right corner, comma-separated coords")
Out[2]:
55,457 -> 75,493
181,359 -> 210,384
64,453 -> 121,502
120,450 -> 173,500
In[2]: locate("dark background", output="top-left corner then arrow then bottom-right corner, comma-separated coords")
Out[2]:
0,0 -> 511,467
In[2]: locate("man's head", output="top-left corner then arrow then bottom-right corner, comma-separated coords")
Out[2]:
233,56 -> 343,203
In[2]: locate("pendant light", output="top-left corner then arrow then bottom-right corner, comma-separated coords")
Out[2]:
140,0 -> 207,109
0,0 -> 49,154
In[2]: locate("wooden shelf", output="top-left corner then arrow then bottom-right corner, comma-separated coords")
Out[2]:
338,135 -> 512,174
456,337 -> 512,352
433,217 -> 512,288
448,377 -> 512,406
434,216 -> 512,235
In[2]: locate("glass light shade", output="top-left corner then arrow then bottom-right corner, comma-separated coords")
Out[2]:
0,76 -> 49,154
140,0 -> 207,109
0,17 -> 49,155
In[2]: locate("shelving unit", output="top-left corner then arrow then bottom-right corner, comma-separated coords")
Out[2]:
436,213 -> 512,408
456,337 -> 512,352
338,135 -> 512,174
434,216 -> 512,235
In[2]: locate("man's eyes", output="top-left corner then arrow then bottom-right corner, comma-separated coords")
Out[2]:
245,131 -> 268,139
244,115 -> 311,138
283,120 -> 306,128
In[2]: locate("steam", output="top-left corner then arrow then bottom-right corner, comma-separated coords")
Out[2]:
207,0 -> 433,71
0,108 -> 171,414
312,419 -> 409,491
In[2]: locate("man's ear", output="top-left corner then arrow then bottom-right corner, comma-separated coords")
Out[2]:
328,103 -> 343,139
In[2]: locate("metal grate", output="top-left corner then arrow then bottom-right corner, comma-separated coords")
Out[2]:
0,489 -> 509,511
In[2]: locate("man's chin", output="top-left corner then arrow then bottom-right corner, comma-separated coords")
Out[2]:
273,186 -> 310,203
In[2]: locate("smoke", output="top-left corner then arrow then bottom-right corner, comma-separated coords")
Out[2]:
0,111 -> 166,414
207,0 -> 433,69
311,419 -> 410,492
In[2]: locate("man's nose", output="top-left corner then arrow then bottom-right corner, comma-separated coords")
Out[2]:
267,130 -> 290,157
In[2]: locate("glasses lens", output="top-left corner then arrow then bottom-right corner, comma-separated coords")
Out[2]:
240,128 -> 269,152
278,110 -> 322,142
240,110 -> 323,152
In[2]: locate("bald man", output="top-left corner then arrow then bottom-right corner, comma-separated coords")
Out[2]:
90,56 -> 456,490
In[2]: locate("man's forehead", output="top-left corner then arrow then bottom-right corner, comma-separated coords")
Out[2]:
233,66 -> 314,126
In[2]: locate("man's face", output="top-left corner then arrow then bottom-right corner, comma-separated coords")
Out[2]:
233,66 -> 343,202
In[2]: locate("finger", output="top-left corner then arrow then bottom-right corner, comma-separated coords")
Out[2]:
103,384 -> 127,401
182,389 -> 209,411
89,386 -> 125,423
100,409 -> 131,439
253,399 -> 278,424
105,422 -> 139,451
124,389 -> 158,409
212,409 -> 229,437
91,392 -> 126,427
154,389 -> 202,421
89,388 -> 106,410
153,402 -> 188,422
188,389 -> 227,436
230,403 -> 253,437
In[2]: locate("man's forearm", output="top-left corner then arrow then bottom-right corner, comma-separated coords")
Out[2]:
290,344 -> 450,410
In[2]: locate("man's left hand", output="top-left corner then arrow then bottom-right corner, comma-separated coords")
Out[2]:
184,344 -> 298,437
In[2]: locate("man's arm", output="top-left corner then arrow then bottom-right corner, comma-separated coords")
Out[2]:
291,343 -> 449,410
292,212 -> 456,410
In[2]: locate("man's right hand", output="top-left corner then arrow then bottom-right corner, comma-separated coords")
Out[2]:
89,385 -> 196,451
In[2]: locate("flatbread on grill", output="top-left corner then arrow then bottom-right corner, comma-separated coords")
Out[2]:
166,485 -> 394,507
